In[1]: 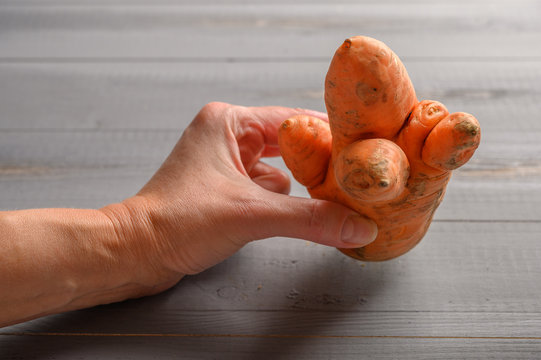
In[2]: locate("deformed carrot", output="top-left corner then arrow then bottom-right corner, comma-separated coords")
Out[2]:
279,36 -> 481,261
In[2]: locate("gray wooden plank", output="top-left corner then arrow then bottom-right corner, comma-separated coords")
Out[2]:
2,220 -> 540,355
1,0 -> 531,5
3,310 -> 541,339
0,332 -> 540,360
0,131 -> 177,168
1,158 -> 540,221
0,61 -> 539,131
68,221 -> 541,313
0,129 -> 539,168
0,1 -> 536,358
0,167 -> 149,210
0,2 -> 540,60
0,221 -> 539,315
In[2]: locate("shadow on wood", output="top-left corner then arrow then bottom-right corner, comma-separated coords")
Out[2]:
0,253 -> 391,358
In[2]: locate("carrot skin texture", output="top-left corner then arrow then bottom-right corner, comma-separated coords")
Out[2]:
278,115 -> 332,188
336,101 -> 456,261
324,36 -> 417,154
334,139 -> 409,203
279,36 -> 481,261
422,112 -> 481,171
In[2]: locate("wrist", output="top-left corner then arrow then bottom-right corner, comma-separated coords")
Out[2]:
0,206 -> 179,327
99,196 -> 184,291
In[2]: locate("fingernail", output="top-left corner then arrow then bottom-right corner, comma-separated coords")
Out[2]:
341,215 -> 378,245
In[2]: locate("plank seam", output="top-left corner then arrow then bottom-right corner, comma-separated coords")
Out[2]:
1,332 -> 540,340
1,56 -> 541,64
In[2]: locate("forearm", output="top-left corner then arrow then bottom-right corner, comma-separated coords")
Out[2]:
0,206 -> 169,327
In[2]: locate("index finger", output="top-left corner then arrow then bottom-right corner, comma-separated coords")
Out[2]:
242,105 -> 329,156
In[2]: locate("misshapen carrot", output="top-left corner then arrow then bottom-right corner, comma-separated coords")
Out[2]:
325,37 -> 417,154
279,36 -> 481,261
278,115 -> 332,188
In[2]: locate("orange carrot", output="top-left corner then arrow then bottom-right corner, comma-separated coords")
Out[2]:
278,115 -> 332,188
422,112 -> 481,171
279,36 -> 481,261
324,37 -> 417,153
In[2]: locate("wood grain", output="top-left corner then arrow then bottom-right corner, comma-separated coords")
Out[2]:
0,334 -> 539,360
0,221 -> 539,315
1,0 -> 540,358
0,2 -> 540,60
2,221 -> 541,355
1,129 -> 540,168
1,60 -> 540,130
1,164 -> 540,221
2,309 -> 541,338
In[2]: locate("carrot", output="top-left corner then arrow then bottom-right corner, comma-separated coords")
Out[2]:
324,37 -> 417,153
278,115 -> 332,188
279,36 -> 481,261
422,112 -> 481,171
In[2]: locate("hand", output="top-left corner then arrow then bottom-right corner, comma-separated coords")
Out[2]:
0,102 -> 378,327
102,102 -> 378,287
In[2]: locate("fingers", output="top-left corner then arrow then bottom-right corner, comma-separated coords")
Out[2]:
249,161 -> 291,195
255,193 -> 378,249
278,115 -> 332,188
207,102 -> 329,171
422,112 -> 481,171
241,104 -> 328,147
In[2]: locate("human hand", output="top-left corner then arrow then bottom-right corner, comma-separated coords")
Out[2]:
102,102 -> 378,288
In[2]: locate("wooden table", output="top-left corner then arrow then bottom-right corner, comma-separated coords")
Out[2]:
1,0 -> 540,358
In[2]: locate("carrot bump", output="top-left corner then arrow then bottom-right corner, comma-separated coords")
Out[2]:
278,115 -> 332,188
422,112 -> 481,171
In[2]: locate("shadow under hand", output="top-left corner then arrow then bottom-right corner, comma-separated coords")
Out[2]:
0,242 -> 402,359
239,244 -> 396,359
0,284 -> 184,359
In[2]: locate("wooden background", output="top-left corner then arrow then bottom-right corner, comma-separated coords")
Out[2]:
1,0 -> 540,358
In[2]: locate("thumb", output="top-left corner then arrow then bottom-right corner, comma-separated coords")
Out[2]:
257,193 -> 378,249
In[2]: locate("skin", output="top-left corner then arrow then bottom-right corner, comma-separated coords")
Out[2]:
0,102 -> 378,328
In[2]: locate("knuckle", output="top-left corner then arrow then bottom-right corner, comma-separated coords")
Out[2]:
194,102 -> 231,124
